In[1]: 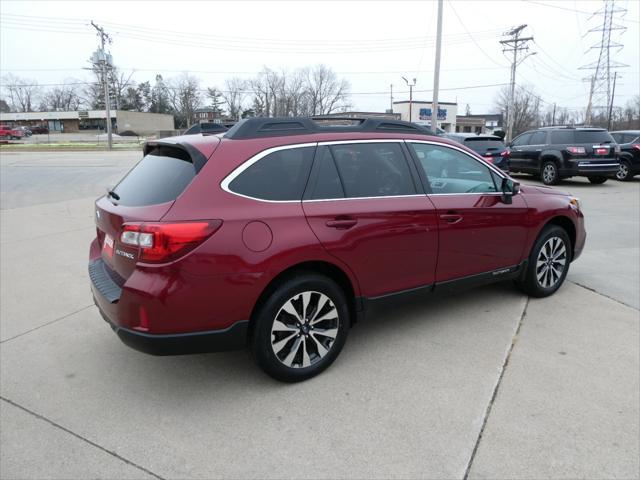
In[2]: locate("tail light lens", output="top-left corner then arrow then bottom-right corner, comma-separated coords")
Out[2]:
121,220 -> 222,263
632,144 -> 640,152
483,155 -> 494,163
501,150 -> 511,158
567,146 -> 586,155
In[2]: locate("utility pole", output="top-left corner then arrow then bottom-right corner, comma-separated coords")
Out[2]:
402,77 -> 416,122
608,71 -> 618,130
91,21 -> 113,150
390,84 -> 394,112
552,103 -> 556,126
431,0 -> 444,133
500,25 -> 533,142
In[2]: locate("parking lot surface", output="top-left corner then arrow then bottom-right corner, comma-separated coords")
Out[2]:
1,151 -> 638,479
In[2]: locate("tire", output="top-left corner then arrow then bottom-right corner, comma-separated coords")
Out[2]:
615,160 -> 633,181
516,225 -> 572,298
541,161 -> 560,185
250,273 -> 350,382
588,176 -> 607,184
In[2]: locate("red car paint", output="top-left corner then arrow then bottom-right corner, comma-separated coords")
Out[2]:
89,128 -> 585,346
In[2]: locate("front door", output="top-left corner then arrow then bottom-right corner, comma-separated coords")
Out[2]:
407,141 -> 529,282
303,142 -> 439,298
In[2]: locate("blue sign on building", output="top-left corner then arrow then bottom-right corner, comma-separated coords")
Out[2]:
419,108 -> 447,121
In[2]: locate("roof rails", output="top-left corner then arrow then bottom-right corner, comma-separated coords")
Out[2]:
538,125 -> 604,130
223,116 -> 436,140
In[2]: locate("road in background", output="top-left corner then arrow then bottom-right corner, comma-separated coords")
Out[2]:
1,151 -> 638,479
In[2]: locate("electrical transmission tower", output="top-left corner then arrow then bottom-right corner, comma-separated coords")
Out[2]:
500,25 -> 534,142
580,0 -> 628,125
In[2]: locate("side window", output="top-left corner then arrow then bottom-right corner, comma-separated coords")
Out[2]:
409,143 -> 498,194
610,133 -> 623,143
329,143 -> 416,198
530,131 -> 547,145
228,146 -> 314,201
512,132 -> 532,146
625,134 -> 639,144
309,147 -> 344,200
550,130 -> 575,144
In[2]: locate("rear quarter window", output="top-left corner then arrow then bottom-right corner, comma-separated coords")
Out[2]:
550,130 -> 575,144
112,146 -> 197,207
228,146 -> 315,201
575,130 -> 614,143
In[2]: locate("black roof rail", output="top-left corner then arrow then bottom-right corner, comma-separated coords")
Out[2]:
223,116 -> 435,140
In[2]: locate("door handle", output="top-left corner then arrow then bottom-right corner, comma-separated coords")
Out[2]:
440,213 -> 463,224
326,218 -> 358,229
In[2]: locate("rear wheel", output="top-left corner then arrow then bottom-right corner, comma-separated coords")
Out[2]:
588,176 -> 608,184
615,160 -> 632,181
516,225 -> 571,298
541,161 -> 560,185
250,273 -> 349,382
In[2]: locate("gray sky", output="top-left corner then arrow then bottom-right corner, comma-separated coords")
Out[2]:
1,0 -> 638,114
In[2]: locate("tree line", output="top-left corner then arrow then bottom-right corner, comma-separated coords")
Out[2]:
0,63 -> 352,129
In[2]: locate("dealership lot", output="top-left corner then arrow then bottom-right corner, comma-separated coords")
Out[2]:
1,151 -> 638,478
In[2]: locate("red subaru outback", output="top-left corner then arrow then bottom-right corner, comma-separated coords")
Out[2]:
89,118 -> 585,382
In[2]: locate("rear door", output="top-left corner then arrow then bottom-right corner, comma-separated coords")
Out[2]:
575,129 -> 616,160
407,141 -> 529,282
95,144 -> 210,280
508,131 -> 533,170
302,141 -> 439,297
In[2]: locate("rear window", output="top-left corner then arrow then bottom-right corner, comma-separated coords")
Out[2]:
463,138 -> 505,152
550,130 -> 575,144
228,146 -> 315,201
112,146 -> 196,207
575,130 -> 614,144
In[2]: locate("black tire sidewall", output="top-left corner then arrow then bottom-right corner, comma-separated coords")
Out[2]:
251,273 -> 350,382
524,225 -> 572,297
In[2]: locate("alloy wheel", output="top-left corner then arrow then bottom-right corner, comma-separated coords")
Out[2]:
270,291 -> 340,369
536,236 -> 567,288
616,163 -> 629,180
542,163 -> 556,184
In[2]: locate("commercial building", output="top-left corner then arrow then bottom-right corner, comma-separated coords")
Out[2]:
0,110 -> 174,135
393,100 -> 458,132
455,116 -> 486,134
463,113 -> 504,134
313,111 -> 401,121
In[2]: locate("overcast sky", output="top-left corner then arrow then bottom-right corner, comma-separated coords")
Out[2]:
1,0 -> 638,115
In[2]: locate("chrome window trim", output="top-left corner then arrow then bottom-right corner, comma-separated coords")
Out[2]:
220,142 -> 317,204
317,139 -> 405,146
302,194 -> 425,204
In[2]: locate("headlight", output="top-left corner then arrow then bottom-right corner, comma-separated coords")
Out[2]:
569,197 -> 581,210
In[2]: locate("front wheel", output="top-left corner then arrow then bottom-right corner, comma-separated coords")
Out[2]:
588,176 -> 608,184
615,161 -> 633,181
516,225 -> 572,298
250,273 -> 350,382
541,161 -> 560,185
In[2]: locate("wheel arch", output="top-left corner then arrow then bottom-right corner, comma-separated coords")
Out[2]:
248,260 -> 359,340
544,215 -> 576,260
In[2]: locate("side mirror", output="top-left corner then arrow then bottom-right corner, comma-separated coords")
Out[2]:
501,177 -> 520,204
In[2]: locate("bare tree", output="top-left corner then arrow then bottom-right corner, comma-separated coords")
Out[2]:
167,73 -> 202,128
1,74 -> 41,112
303,64 -> 351,115
41,80 -> 83,111
222,77 -> 248,120
108,68 -> 135,111
494,85 -> 541,136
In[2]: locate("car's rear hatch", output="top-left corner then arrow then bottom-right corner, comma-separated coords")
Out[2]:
94,141 -> 215,281
574,129 -> 617,159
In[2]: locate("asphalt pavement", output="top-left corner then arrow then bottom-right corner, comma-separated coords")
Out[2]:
1,150 -> 638,479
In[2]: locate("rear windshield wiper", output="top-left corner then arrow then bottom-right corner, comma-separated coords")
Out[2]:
107,190 -> 120,201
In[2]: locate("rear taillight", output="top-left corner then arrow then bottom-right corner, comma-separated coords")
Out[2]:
632,144 -> 640,152
567,146 -> 586,155
121,220 -> 222,263
500,150 -> 510,158
483,155 -> 494,163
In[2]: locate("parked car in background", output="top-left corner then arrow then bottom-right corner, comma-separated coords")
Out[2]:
29,125 -> 49,134
445,133 -> 510,172
14,126 -> 33,137
0,125 -> 25,139
508,126 -> 619,185
89,117 -> 585,382
610,130 -> 640,181
183,122 -> 228,135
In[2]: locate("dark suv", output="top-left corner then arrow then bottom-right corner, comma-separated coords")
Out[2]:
610,130 -> 640,181
508,126 -> 619,185
445,133 -> 509,172
89,117 -> 585,382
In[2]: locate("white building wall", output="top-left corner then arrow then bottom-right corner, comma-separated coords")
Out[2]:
393,101 -> 458,132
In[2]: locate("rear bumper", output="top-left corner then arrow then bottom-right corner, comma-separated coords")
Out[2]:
89,256 -> 250,355
560,159 -> 620,176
